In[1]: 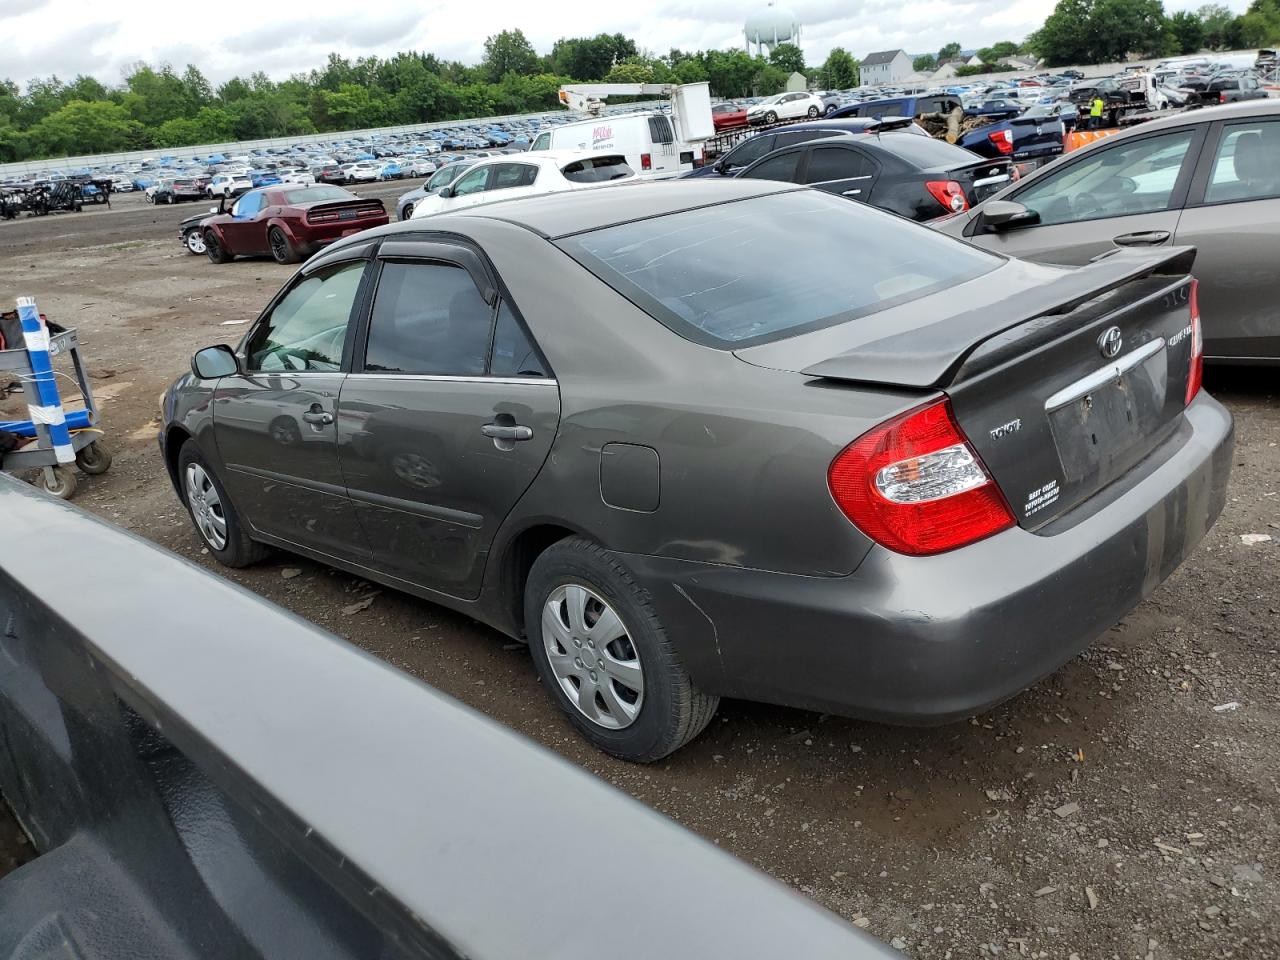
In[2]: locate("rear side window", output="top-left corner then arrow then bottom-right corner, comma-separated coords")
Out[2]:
648,116 -> 675,144
1204,121 -> 1280,204
804,146 -> 876,183
365,262 -> 493,375
490,302 -> 548,377
561,155 -> 634,183
558,190 -> 1000,348
491,163 -> 538,189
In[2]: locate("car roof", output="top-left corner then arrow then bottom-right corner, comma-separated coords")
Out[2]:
410,178 -> 798,240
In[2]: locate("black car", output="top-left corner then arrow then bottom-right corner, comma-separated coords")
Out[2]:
682,118 -> 925,179
736,131 -> 1013,221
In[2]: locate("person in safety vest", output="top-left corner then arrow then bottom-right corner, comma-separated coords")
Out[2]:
1089,96 -> 1105,130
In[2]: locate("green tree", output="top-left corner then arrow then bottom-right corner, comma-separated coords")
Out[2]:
703,50 -> 763,97
976,41 -> 1021,62
481,29 -> 539,82
26,99 -> 144,156
1237,0 -> 1280,44
755,63 -> 790,95
153,107 -> 234,147
768,42 -> 805,75
818,47 -> 860,88
604,62 -> 653,83
913,54 -> 938,72
1168,10 -> 1206,53
1197,3 -> 1237,47
937,42 -> 963,62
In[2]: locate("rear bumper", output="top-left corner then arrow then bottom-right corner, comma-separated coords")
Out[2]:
624,393 -> 1233,723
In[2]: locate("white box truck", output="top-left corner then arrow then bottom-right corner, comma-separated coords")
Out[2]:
532,82 -> 715,179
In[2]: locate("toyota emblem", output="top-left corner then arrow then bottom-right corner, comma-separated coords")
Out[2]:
1098,326 -> 1123,359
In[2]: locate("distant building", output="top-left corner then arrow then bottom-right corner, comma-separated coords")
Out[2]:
785,71 -> 808,92
999,55 -> 1039,70
861,49 -> 913,85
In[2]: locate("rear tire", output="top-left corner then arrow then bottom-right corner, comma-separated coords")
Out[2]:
178,441 -> 268,568
524,537 -> 718,762
268,227 -> 300,264
807,105 -> 820,117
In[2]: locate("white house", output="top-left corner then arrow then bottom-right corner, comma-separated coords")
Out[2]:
860,49 -> 913,85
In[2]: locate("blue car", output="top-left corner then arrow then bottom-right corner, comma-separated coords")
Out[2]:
248,170 -> 282,187
830,93 -> 963,120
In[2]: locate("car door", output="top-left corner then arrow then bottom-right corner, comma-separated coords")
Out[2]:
799,143 -> 880,203
221,191 -> 266,253
212,257 -> 373,561
964,125 -> 1205,265
440,164 -> 492,210
738,149 -> 804,184
336,241 -> 560,598
1173,117 -> 1280,360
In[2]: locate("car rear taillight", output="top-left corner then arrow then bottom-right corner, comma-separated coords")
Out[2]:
925,180 -> 969,214
1219,92 -> 1228,104
692,156 -> 704,168
987,128 -> 1014,155
640,153 -> 652,171
1185,279 -> 1203,405
828,398 -> 1015,556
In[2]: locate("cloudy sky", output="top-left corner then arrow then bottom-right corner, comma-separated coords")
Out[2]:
1,0 -> 1251,88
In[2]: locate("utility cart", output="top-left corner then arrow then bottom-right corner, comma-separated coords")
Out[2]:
0,303 -> 112,500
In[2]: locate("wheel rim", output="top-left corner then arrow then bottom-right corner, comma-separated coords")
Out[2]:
402,203 -> 414,220
542,584 -> 644,730
270,230 -> 287,261
186,230 -> 206,254
185,463 -> 228,550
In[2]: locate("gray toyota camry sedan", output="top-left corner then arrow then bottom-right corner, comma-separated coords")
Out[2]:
160,179 -> 1233,761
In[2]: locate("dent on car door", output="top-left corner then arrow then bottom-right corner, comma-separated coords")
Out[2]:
336,248 -> 560,598
213,258 -> 373,560
1174,118 -> 1280,361
968,126 -> 1204,265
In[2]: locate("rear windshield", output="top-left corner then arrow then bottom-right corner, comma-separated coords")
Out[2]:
558,190 -> 1000,348
561,156 -> 634,183
872,134 -> 982,169
283,185 -> 353,204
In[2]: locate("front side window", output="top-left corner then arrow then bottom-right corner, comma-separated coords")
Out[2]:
1204,121 -> 1280,204
1013,130 -> 1195,226
531,132 -> 551,151
232,193 -> 263,217
245,261 -> 365,372
365,262 -> 493,376
724,134 -> 774,168
451,166 -> 490,196
742,151 -> 801,182
560,190 -> 1000,348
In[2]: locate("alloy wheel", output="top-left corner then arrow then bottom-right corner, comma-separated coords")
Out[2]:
542,584 -> 644,730
185,230 -> 206,254
185,463 -> 228,551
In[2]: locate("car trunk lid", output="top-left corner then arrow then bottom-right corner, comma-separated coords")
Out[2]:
739,247 -> 1200,529
939,155 -> 1015,206
305,198 -> 386,224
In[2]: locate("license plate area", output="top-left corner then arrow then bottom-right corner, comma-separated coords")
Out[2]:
338,208 -> 357,220
1046,341 -> 1168,483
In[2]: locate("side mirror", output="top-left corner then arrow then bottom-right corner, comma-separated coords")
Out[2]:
208,206 -> 218,213
982,199 -> 1039,230
713,158 -> 728,174
191,344 -> 241,380
438,185 -> 454,199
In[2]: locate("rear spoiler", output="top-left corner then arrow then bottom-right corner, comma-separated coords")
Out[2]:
864,117 -> 916,132
801,246 -> 1196,389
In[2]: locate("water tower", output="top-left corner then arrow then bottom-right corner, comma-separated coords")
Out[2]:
744,3 -> 801,56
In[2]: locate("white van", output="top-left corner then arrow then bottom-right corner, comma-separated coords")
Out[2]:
530,112 -> 704,178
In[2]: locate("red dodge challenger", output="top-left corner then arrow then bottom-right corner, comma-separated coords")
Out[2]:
197,184 -> 388,264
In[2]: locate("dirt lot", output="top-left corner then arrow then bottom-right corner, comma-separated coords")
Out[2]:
2,190 -> 1277,960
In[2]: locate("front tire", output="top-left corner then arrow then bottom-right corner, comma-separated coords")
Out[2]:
400,202 -> 414,221
184,228 -> 206,255
178,441 -> 268,567
525,537 -> 718,762
764,110 -> 778,123
204,230 -> 232,264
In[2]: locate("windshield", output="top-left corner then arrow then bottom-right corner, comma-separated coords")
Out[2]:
558,190 -> 1000,348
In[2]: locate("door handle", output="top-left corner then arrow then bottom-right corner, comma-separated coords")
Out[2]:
842,189 -> 862,196
302,409 -> 334,425
1112,230 -> 1170,247
481,423 -> 533,441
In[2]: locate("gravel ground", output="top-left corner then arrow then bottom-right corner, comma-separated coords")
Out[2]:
1,191 -> 1277,959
